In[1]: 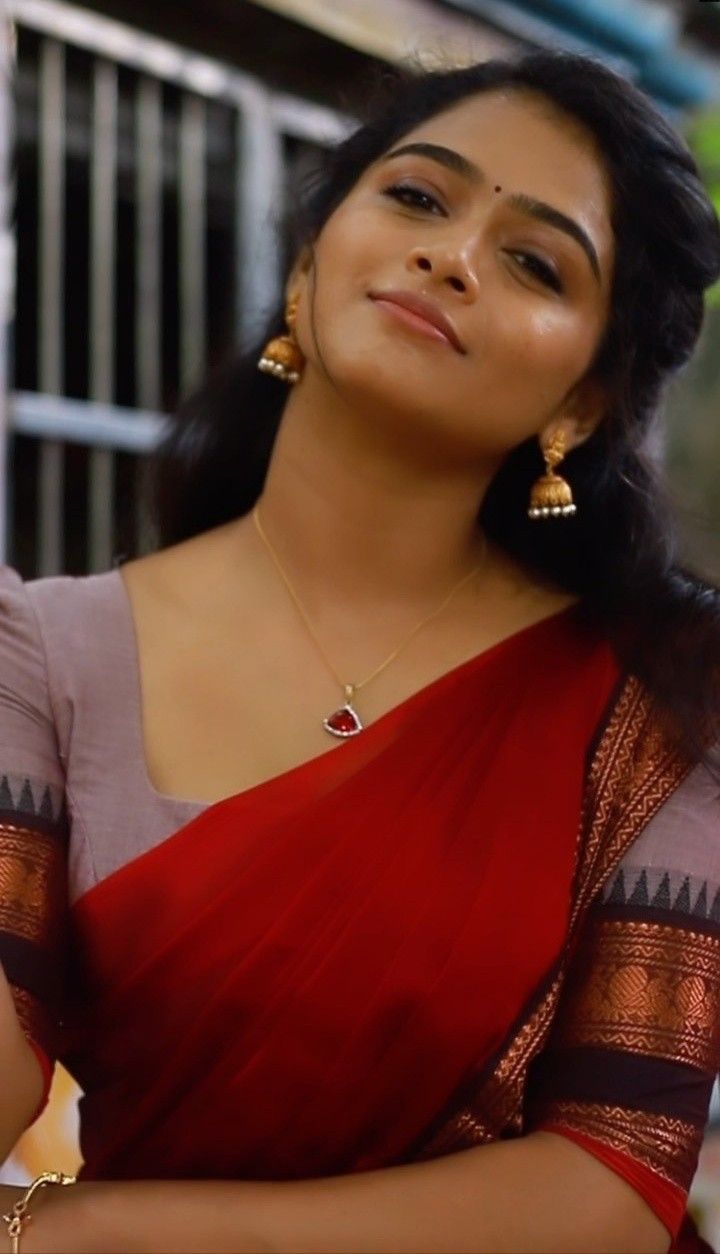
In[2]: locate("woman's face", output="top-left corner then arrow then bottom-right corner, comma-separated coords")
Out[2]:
292,88 -> 616,464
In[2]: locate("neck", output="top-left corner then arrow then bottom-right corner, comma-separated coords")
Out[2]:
251,377 -> 513,617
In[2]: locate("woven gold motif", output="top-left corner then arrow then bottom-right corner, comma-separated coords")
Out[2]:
548,918 -> 720,1073
536,1100 -> 700,1191
0,825 -> 59,943
412,675 -> 696,1160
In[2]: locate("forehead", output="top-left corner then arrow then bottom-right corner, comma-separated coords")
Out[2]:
376,88 -> 615,269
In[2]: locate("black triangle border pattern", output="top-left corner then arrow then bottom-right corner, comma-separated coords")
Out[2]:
601,864 -> 720,924
0,771 -> 65,826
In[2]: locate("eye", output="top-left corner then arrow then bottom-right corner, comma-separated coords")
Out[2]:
382,182 -> 446,216
510,251 -> 563,294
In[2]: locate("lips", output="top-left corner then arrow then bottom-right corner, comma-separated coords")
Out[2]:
369,289 -> 465,354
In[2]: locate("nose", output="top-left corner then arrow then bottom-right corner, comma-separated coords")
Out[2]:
406,237 -> 481,301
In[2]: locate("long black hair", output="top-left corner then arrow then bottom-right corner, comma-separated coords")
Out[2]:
151,49 -> 720,777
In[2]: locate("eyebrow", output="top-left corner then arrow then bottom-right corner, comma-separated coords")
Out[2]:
382,141 -> 602,285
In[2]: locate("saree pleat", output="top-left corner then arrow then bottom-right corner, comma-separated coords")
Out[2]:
63,608 -> 620,1182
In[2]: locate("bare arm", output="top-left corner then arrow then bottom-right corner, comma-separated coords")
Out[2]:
0,964 -> 44,1165
12,1130 -> 671,1254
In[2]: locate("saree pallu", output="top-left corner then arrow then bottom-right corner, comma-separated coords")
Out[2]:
45,606 -> 719,1247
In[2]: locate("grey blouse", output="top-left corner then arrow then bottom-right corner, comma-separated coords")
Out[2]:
0,562 -> 717,909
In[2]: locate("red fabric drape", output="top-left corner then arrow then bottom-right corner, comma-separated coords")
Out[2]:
61,607 -> 709,1244
64,606 -> 620,1184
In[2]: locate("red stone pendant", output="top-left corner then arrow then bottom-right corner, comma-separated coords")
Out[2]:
323,685 -> 364,738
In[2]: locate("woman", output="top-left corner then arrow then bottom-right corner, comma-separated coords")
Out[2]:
0,46 -> 719,1253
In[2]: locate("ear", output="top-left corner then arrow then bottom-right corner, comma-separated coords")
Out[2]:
540,375 -> 607,456
284,243 -> 313,305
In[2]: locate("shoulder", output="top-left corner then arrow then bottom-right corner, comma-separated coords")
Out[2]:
22,566 -> 121,623
0,567 -> 67,786
0,563 -> 49,688
601,756 -> 720,913
118,517 -> 253,617
0,564 -> 134,725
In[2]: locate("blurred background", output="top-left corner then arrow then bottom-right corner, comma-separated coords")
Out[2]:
0,0 -> 718,1240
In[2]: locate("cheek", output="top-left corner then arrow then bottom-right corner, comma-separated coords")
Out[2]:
293,264 -> 358,367
494,302 -> 595,397
311,210 -> 373,296
297,206 -> 392,341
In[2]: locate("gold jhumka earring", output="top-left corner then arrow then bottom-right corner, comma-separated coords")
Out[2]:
527,429 -> 577,520
257,295 -> 305,384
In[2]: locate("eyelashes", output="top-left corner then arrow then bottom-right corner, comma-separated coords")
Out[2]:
381,181 -> 564,294
511,253 -> 563,294
383,182 -> 445,216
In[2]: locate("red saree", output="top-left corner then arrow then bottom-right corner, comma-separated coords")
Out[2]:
44,604 -> 717,1248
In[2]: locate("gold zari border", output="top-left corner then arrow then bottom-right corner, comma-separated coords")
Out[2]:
549,918 -> 720,1073
535,1099 -> 700,1191
0,824 -> 60,944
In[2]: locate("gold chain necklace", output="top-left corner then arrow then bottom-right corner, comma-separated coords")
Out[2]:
252,503 -> 487,738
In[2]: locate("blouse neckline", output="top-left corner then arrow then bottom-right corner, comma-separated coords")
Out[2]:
110,565 -> 583,814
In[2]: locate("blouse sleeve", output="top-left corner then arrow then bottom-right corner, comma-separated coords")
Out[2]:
0,565 -> 69,1126
524,757 -> 720,1245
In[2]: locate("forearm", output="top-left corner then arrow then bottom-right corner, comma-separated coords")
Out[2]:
0,1045 -> 36,1162
0,972 -> 43,1163
15,1131 -> 670,1254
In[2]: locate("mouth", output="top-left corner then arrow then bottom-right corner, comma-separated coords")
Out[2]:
368,290 -> 465,354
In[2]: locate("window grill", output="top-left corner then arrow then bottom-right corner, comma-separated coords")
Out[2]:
7,0 -> 351,576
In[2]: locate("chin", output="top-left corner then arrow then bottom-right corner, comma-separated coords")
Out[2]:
342,367 -> 438,420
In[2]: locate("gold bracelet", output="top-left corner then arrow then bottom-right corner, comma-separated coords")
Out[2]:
2,1171 -> 77,1252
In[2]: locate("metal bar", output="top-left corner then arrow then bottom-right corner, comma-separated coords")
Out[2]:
14,0 -> 654,103
37,36 -> 65,575
0,3 -> 14,562
135,76 -> 162,411
15,0 -> 355,576
235,88 -> 284,347
134,76 -> 162,556
178,91 -> 206,394
270,94 -> 353,144
12,1 -> 355,143
13,1 -> 243,97
234,86 -> 352,348
88,57 -> 118,572
11,390 -> 165,452
90,59 -> 117,404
